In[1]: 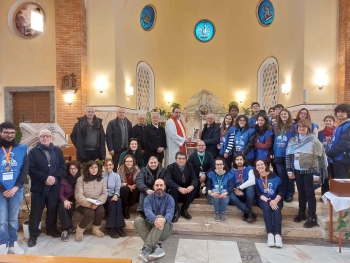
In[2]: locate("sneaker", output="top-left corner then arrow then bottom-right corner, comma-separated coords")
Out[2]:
220,212 -> 227,222
61,230 -> 69,242
67,228 -> 75,236
214,212 -> 221,222
0,244 -> 9,254
8,242 -> 25,255
267,233 -> 275,247
148,243 -> 165,260
138,247 -> 151,262
27,237 -> 37,247
275,234 -> 283,248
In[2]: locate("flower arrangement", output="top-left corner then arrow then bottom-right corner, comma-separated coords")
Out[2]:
152,107 -> 167,115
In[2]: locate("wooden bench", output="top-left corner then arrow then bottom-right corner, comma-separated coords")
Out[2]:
1,254 -> 132,263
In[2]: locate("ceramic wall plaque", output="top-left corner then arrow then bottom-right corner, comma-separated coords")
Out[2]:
194,19 -> 215,43
140,5 -> 156,31
257,0 -> 275,26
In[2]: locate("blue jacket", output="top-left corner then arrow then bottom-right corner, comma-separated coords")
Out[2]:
218,127 -> 235,156
144,192 -> 175,226
234,127 -> 256,159
255,172 -> 283,199
272,124 -> 295,158
206,170 -> 234,194
327,119 -> 350,163
254,130 -> 273,161
230,166 -> 253,188
0,144 -> 28,191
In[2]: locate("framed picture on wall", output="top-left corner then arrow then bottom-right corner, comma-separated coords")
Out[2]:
10,2 -> 46,39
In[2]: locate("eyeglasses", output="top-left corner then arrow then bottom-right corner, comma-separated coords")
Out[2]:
2,131 -> 16,135
69,168 -> 77,170
105,164 -> 113,166
40,135 -> 51,138
197,145 -> 206,147
299,112 -> 308,115
176,158 -> 186,160
298,125 -> 307,128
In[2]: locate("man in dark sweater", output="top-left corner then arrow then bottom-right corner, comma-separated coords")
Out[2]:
0,122 -> 28,255
70,107 -> 106,162
131,113 -> 147,159
164,151 -> 198,222
27,129 -> 66,247
201,114 -> 220,158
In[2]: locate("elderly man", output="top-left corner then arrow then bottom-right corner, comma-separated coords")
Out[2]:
106,107 -> 132,171
164,151 -> 198,222
201,114 -> 220,158
136,156 -> 167,217
131,113 -> 147,155
187,140 -> 215,197
144,112 -> 167,164
135,179 -> 174,262
0,122 -> 28,254
28,129 -> 66,247
165,107 -> 190,166
70,107 -> 106,162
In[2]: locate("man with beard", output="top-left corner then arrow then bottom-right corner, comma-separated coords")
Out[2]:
136,156 -> 167,218
70,107 -> 106,162
134,179 -> 174,262
27,129 -> 66,247
0,122 -> 28,254
229,154 -> 256,223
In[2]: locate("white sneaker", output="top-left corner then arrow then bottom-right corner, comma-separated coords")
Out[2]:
8,242 -> 25,254
267,233 -> 275,247
148,243 -> 165,260
0,244 -> 9,254
275,234 -> 283,248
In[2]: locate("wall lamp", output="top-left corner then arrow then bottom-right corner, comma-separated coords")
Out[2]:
165,94 -> 172,104
281,83 -> 291,95
61,73 -> 77,105
126,86 -> 134,97
95,77 -> 108,93
237,93 -> 244,104
315,72 -> 328,90
64,93 -> 74,105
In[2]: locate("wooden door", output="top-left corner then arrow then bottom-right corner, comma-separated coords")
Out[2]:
13,92 -> 51,126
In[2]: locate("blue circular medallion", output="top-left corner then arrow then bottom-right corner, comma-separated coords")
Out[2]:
257,0 -> 275,26
140,5 -> 156,31
194,20 -> 215,43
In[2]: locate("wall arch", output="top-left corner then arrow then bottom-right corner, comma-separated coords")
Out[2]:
136,62 -> 154,111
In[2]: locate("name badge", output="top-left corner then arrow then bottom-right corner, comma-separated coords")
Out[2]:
2,172 -> 13,181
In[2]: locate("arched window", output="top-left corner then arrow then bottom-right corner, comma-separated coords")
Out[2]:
258,57 -> 279,112
136,62 -> 154,111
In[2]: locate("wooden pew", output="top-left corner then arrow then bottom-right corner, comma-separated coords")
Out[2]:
1,254 -> 132,263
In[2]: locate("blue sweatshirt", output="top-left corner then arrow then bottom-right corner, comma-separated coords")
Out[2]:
144,192 -> 175,225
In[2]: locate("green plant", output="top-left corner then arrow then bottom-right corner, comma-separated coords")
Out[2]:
152,107 -> 167,115
15,130 -> 22,143
170,102 -> 181,109
228,101 -> 239,109
242,107 -> 252,116
337,212 -> 350,240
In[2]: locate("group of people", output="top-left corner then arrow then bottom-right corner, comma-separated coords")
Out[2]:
0,102 -> 349,262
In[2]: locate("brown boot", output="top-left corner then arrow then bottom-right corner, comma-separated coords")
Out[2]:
92,225 -> 105,238
75,225 -> 85,242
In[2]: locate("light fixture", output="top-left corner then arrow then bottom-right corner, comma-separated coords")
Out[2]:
281,83 -> 291,95
126,86 -> 134,97
64,93 -> 74,105
315,72 -> 328,90
94,77 -> 108,93
31,6 -> 44,32
165,94 -> 172,104
237,93 -> 245,104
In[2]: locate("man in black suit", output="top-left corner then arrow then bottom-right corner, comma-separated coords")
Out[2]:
201,114 -> 220,158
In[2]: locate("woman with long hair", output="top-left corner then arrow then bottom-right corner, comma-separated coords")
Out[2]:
58,160 -> 81,242
254,114 -> 273,165
102,158 -> 126,238
234,115 -> 256,166
271,109 -> 296,202
318,115 -> 336,195
119,138 -> 145,168
294,108 -> 318,135
74,161 -> 108,242
286,119 -> 328,228
217,114 -> 235,169
254,159 -> 284,248
118,155 -> 140,219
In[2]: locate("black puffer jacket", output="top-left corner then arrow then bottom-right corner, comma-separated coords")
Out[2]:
136,164 -> 167,193
106,118 -> 132,153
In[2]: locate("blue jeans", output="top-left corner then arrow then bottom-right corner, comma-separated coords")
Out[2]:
229,185 -> 255,212
0,187 -> 24,247
276,163 -> 295,199
257,199 -> 283,235
206,189 -> 230,213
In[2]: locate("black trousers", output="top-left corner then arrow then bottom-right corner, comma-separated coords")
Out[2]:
321,163 -> 334,195
104,197 -> 125,229
168,187 -> 196,212
80,150 -> 100,163
29,184 -> 60,238
333,161 -> 350,179
120,186 -> 140,209
57,196 -> 75,230
294,170 -> 316,214
112,148 -> 127,172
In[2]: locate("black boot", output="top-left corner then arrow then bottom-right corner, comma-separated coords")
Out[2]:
246,209 -> 257,223
242,210 -> 249,221
123,206 -> 130,219
303,213 -> 317,228
293,210 -> 306,222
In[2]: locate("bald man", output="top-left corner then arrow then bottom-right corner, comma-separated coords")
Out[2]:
70,107 -> 106,162
201,114 -> 220,158
134,179 -> 174,262
131,113 -> 147,160
106,107 -> 132,171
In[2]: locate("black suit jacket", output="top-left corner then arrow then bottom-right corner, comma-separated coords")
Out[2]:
164,163 -> 198,190
143,124 -> 167,162
201,123 -> 220,158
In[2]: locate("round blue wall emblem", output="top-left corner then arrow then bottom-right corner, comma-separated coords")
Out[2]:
194,20 -> 215,43
140,5 -> 156,31
257,0 -> 275,26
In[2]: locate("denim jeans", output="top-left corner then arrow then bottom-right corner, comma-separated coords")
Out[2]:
207,189 -> 230,213
257,199 -> 283,235
275,163 -> 295,199
0,187 -> 24,247
229,185 -> 255,212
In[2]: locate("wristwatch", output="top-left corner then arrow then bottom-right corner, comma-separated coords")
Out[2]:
267,199 -> 271,203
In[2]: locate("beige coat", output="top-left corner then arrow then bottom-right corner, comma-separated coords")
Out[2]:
75,176 -> 108,208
